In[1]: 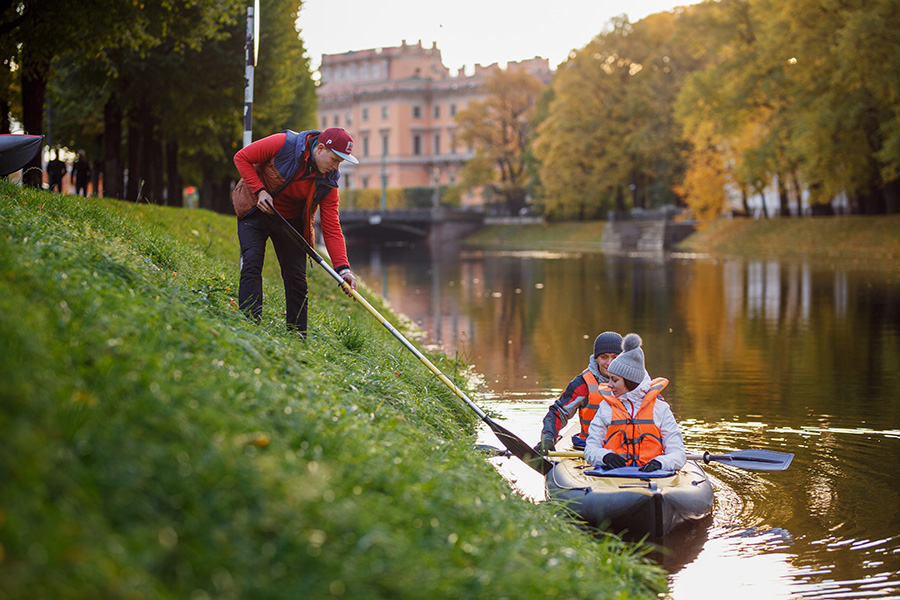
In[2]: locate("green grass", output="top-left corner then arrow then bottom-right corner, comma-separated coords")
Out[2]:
465,215 -> 900,261
676,215 -> 900,260
0,181 -> 664,599
463,221 -> 609,251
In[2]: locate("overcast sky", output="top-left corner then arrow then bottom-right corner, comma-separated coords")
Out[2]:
295,0 -> 696,76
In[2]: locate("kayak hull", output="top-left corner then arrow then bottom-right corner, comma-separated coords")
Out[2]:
546,458 -> 714,539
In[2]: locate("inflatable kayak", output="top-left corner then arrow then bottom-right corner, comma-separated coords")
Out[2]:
545,455 -> 714,539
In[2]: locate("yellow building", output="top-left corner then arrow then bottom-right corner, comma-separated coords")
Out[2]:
316,40 -> 550,207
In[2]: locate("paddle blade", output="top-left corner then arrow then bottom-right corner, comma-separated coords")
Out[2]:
692,449 -> 794,471
485,417 -> 554,475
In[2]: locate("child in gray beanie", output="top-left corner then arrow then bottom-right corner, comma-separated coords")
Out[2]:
583,333 -> 687,472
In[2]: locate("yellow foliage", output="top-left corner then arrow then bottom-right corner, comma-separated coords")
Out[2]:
676,146 -> 729,222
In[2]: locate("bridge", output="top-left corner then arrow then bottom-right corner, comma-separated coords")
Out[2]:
338,208 -> 486,245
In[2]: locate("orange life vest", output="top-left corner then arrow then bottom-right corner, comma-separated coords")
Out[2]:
575,370 -> 610,441
602,377 -> 669,466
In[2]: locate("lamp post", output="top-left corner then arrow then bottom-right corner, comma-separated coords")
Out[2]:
242,0 -> 260,148
380,146 -> 387,211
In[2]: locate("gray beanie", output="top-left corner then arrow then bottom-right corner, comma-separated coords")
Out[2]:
593,331 -> 623,357
607,333 -> 646,383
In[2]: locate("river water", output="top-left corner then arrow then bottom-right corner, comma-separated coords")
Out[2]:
347,239 -> 900,599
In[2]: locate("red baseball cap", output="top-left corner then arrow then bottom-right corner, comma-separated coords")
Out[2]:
320,127 -> 358,164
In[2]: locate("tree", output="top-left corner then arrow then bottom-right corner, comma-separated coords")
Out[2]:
454,69 -> 545,215
534,11 -> 698,221
0,0 -> 157,186
27,0 -> 315,212
782,0 -> 900,214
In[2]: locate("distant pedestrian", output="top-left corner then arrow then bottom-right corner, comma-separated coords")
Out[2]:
71,149 -> 91,196
47,151 -> 67,192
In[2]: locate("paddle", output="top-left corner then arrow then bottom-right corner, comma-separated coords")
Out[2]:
264,202 -> 554,475
688,449 -> 794,471
547,449 -> 794,471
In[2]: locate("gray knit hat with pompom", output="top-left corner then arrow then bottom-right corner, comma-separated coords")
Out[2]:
607,333 -> 646,383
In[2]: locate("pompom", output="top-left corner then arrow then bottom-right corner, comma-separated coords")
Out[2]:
622,333 -> 642,352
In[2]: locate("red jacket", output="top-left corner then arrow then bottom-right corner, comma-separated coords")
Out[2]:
233,130 -> 350,271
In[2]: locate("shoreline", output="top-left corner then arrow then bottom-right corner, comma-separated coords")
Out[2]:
462,215 -> 900,262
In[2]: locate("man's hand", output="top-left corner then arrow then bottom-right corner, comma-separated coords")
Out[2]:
532,434 -> 555,456
339,270 -> 357,298
257,190 -> 274,214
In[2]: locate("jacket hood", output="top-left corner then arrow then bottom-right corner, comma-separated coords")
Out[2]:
278,129 -> 340,188
620,372 -> 653,408
588,354 -> 610,383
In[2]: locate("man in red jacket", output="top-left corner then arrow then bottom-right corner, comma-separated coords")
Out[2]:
232,127 -> 359,335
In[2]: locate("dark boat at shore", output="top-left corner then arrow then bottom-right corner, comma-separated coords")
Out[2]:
0,134 -> 43,177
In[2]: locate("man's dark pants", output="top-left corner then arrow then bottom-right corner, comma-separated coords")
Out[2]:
237,210 -> 308,334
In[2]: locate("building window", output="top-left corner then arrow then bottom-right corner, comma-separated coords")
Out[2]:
450,103 -> 457,116
333,115 -> 339,126
381,133 -> 389,156
362,107 -> 369,122
413,134 -> 422,156
381,105 -> 389,120
363,135 -> 369,157
362,175 -> 370,188
321,117 -> 327,128
433,133 -> 441,156
413,106 -> 422,119
345,112 -> 352,126
434,105 -> 440,118
345,174 -> 353,189
450,133 -> 457,155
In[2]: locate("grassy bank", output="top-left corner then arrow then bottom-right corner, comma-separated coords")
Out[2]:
677,215 -> 900,260
465,215 -> 900,260
463,221 -> 608,252
0,181 -> 664,599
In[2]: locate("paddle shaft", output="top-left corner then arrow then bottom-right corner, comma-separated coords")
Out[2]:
264,203 -> 553,474
547,449 -> 794,471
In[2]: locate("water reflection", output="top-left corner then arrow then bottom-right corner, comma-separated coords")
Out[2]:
347,241 -> 900,599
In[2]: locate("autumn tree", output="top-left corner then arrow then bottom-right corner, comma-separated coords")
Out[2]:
454,69 -> 546,215
780,0 -> 900,214
675,0 -> 900,218
534,12 -> 698,220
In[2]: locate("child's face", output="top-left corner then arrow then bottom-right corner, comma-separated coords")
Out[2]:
608,373 -> 628,397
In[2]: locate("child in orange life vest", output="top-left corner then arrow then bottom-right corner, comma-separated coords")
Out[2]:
534,331 -> 623,455
583,333 -> 686,472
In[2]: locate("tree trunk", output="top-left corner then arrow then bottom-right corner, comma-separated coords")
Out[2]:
759,187 -> 769,218
0,99 -> 10,133
790,171 -> 803,217
615,185 -> 626,216
631,168 -> 642,210
741,185 -> 750,216
143,108 -> 163,203
20,44 -> 47,188
884,179 -> 900,215
103,95 -> 124,199
165,139 -> 181,207
777,174 -> 790,216
126,107 -> 143,201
